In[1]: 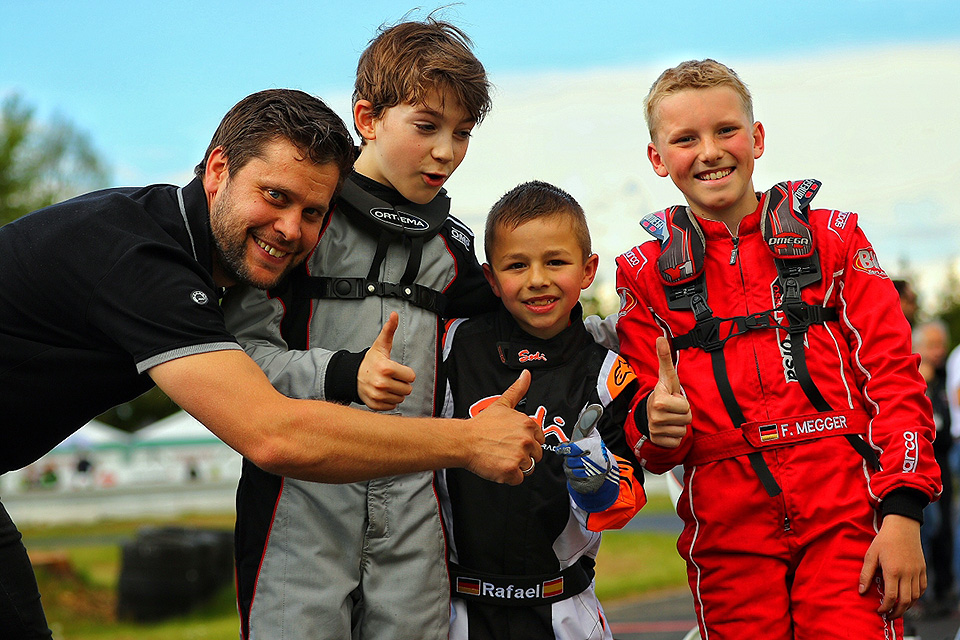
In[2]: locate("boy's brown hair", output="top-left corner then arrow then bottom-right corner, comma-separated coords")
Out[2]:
353,16 -> 492,140
644,59 -> 754,140
484,181 -> 592,262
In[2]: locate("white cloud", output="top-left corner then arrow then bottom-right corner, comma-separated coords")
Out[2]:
448,42 -> 960,306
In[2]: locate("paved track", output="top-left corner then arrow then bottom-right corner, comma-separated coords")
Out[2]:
604,587 -> 960,640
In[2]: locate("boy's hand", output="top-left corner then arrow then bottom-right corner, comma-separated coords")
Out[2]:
358,312 -> 416,411
557,404 -> 621,512
858,514 -> 926,619
647,337 -> 691,448
464,370 -> 544,485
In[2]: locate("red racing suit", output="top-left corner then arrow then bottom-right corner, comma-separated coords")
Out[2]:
615,181 -> 940,639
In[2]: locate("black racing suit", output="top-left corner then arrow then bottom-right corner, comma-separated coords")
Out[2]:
437,304 -> 646,640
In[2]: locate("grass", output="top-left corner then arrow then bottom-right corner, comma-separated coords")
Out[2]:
22,501 -> 687,639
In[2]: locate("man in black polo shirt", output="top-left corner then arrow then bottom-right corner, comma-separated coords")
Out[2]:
0,89 -> 542,638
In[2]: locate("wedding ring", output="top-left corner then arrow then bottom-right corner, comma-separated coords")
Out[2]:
520,459 -> 536,476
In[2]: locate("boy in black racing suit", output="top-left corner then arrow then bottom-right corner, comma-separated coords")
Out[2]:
437,181 -> 646,640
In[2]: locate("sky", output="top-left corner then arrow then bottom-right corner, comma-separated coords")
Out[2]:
2,0 -> 959,308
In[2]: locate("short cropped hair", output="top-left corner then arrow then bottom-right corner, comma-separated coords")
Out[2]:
352,17 -> 492,140
195,89 -> 357,192
484,181 -> 592,262
644,59 -> 754,140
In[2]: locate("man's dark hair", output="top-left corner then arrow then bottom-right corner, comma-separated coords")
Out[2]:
195,89 -> 357,191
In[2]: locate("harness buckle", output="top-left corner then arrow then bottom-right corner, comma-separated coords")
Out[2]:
690,294 -> 712,322
743,312 -> 775,331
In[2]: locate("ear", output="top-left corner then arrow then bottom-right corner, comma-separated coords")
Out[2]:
203,146 -> 230,200
752,121 -> 765,160
353,100 -> 377,142
580,253 -> 599,290
647,142 -> 670,178
482,263 -> 503,298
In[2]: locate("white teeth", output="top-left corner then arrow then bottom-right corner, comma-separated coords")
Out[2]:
700,168 -> 732,181
256,238 -> 288,258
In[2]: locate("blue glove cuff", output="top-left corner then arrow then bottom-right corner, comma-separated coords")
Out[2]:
568,475 -> 619,513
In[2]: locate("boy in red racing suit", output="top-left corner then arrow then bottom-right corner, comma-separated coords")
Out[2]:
615,59 -> 940,639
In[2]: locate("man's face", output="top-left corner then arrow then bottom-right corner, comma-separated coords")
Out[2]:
483,214 -> 597,340
353,90 -> 475,205
647,86 -> 765,227
899,284 -> 919,326
918,324 -> 948,369
205,138 -> 340,289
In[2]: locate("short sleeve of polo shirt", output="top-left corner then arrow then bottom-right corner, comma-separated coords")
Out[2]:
85,241 -> 240,373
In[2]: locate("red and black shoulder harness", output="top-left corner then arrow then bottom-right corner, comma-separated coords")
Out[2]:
647,179 -> 879,495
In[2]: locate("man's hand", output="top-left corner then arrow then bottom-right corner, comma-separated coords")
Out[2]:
358,312 -> 416,411
462,370 -> 544,485
647,336 -> 691,448
556,404 -> 620,512
859,514 -> 926,619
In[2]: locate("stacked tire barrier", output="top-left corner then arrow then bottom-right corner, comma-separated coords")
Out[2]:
116,526 -> 234,621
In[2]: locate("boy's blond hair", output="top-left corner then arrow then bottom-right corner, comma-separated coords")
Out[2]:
484,181 -> 592,263
353,16 -> 492,141
644,59 -> 754,140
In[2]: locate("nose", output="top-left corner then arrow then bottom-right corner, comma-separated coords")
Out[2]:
273,209 -> 303,243
431,134 -> 455,164
699,136 -> 722,163
527,263 -> 549,288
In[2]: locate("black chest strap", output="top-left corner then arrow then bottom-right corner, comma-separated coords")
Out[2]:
269,180 -> 452,348
649,180 -> 878,496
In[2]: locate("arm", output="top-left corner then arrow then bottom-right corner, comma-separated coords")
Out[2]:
615,252 -> 693,472
222,283 -> 340,400
223,284 -> 414,410
858,515 -> 925,618
829,219 -> 938,614
832,222 -> 940,510
583,312 -> 620,352
558,354 -> 648,530
148,349 -> 543,484
584,356 -> 648,530
438,218 -> 499,318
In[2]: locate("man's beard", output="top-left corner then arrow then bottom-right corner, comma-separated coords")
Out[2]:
210,189 -> 297,290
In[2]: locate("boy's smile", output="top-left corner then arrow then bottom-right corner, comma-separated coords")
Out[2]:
483,215 -> 598,340
354,90 -> 475,205
647,86 -> 765,228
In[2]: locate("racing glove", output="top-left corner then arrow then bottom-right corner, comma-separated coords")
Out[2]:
556,404 -> 620,512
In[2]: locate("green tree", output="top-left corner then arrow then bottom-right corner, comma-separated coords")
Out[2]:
0,94 -> 175,431
935,260 -> 960,351
98,388 -> 181,434
0,93 -> 109,226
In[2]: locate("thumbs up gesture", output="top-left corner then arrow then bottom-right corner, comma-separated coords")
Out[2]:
464,369 -> 545,485
556,404 -> 621,512
646,337 -> 691,448
358,312 -> 417,412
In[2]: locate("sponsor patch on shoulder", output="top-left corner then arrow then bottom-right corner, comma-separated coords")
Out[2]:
832,210 -> 852,230
621,250 -> 641,268
618,287 -> 637,318
852,248 -> 888,278
606,355 -> 637,398
640,211 -> 668,243
449,227 -> 471,249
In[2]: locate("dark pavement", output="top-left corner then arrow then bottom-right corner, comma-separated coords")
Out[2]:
603,586 -> 960,640
612,505 -> 960,640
